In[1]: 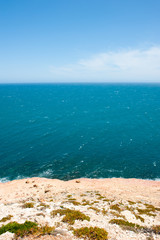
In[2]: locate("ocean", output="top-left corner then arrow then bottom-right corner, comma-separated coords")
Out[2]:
0,83 -> 160,182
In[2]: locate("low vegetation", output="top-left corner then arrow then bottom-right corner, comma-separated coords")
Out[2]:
109,219 -> 142,232
67,194 -> 72,198
22,202 -> 34,208
68,199 -> 81,206
109,219 -> 160,235
97,195 -> 105,200
37,203 -> 50,209
0,215 -> 13,222
95,193 -> 105,200
73,226 -> 108,240
0,221 -> 55,237
103,198 -> 112,202
51,208 -> 90,225
110,211 -> 125,219
88,206 -> 100,213
128,200 -> 136,205
136,208 -> 156,216
134,213 -> 145,222
82,199 -> 91,206
80,194 -> 86,197
102,208 -> 107,215
110,204 -> 121,212
93,200 -> 99,204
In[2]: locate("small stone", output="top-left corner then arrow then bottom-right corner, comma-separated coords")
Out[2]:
44,189 -> 50,193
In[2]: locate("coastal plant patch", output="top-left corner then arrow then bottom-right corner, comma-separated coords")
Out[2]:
103,198 -> 112,202
125,203 -> 157,219
37,203 -> 50,209
0,221 -> 55,237
67,198 -> 76,201
97,195 -> 105,200
0,221 -> 38,237
136,208 -> 156,216
80,194 -> 86,197
102,208 -> 107,215
67,194 -> 72,198
128,200 -> 136,205
82,199 -> 91,206
22,202 -> 34,208
109,219 -> 143,232
134,213 -> 145,222
110,211 -> 125,219
67,199 -> 81,205
93,200 -> 99,204
110,219 -> 160,235
88,206 -> 100,213
51,208 -> 90,224
73,226 -> 108,240
125,205 -> 134,212
110,204 -> 121,212
0,215 -> 13,222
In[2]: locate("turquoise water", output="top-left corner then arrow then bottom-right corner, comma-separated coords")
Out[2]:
0,84 -> 160,182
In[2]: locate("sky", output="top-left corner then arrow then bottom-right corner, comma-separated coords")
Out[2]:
0,0 -> 160,83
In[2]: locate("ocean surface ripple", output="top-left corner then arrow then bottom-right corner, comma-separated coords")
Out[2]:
0,84 -> 160,182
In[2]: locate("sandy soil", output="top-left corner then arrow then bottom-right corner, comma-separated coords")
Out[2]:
0,177 -> 160,205
0,177 -> 160,240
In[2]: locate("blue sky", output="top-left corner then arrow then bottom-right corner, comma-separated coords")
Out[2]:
0,0 -> 160,83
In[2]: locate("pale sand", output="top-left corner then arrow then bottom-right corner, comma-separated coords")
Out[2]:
0,177 -> 160,240
0,177 -> 160,205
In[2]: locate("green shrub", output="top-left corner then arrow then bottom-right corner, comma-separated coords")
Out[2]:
88,206 -> 100,213
97,196 -> 105,200
73,226 -> 108,240
128,200 -> 136,205
0,221 -> 55,237
67,198 -> 76,201
102,208 -> 107,215
37,224 -> 55,235
0,221 -> 38,237
68,199 -> 81,206
80,194 -> 86,197
110,211 -> 124,219
93,200 -> 99,204
0,215 -> 13,222
144,204 -> 156,211
110,204 -> 121,212
109,219 -> 142,232
82,199 -> 91,206
137,208 -> 156,216
103,199 -> 111,202
134,214 -> 144,222
110,219 -> 160,235
37,203 -> 50,209
51,208 -> 90,225
67,195 -> 72,198
22,202 -> 34,208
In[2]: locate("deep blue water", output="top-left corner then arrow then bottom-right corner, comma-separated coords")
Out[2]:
0,84 -> 160,182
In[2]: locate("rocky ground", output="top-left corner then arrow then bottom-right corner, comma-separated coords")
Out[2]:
0,177 -> 160,240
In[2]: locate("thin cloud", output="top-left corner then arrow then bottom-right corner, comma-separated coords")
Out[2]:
50,46 -> 160,82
